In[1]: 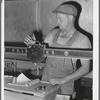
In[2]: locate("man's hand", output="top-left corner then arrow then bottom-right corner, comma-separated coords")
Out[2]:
49,78 -> 65,85
24,34 -> 36,46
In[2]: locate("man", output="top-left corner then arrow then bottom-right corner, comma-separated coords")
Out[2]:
24,1 -> 91,98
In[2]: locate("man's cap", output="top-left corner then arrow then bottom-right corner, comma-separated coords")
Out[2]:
52,3 -> 78,17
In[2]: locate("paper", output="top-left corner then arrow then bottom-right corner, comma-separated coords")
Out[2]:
8,83 -> 28,87
17,73 -> 31,83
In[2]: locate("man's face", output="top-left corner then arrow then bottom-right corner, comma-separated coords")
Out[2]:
56,13 -> 72,30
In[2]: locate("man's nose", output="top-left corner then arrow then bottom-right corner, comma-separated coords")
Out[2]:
57,18 -> 60,25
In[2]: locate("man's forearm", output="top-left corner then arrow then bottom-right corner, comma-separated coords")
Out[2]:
63,64 -> 90,83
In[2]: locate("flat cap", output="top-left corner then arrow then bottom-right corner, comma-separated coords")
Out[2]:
52,3 -> 78,17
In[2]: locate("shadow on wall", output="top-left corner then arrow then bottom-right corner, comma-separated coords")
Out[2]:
66,1 -> 93,49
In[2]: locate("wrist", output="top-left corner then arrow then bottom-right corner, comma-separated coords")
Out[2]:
63,76 -> 70,83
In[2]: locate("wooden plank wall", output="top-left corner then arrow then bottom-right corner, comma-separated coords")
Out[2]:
5,0 -> 37,42
5,0 -> 93,42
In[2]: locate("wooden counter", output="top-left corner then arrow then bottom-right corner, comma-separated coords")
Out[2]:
4,77 -> 61,100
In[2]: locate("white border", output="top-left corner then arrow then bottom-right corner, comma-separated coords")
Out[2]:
1,0 -> 4,100
1,0 -> 99,100
93,0 -> 99,100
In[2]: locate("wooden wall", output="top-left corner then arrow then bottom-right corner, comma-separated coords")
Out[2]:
5,0 -> 37,42
5,0 -> 93,42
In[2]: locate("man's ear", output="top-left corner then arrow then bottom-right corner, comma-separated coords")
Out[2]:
69,15 -> 74,21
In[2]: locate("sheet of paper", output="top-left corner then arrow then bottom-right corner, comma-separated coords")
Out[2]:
17,73 -> 31,83
8,83 -> 28,87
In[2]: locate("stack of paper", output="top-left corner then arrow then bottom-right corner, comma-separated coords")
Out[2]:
8,73 -> 31,87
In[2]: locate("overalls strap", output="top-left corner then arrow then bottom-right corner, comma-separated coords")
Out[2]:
53,29 -> 61,43
53,29 -> 79,48
66,31 -> 79,47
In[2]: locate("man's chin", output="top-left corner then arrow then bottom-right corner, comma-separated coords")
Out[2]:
59,26 -> 62,30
